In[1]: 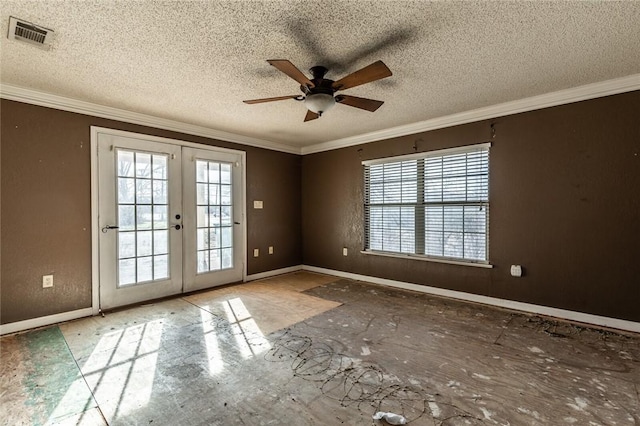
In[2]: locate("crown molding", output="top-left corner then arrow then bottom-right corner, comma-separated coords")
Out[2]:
3,74 -> 638,157
0,83 -> 301,155
301,73 -> 640,155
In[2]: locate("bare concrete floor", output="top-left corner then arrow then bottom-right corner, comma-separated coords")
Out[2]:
1,271 -> 639,425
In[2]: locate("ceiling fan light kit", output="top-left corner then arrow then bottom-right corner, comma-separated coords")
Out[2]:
304,93 -> 335,115
244,59 -> 392,122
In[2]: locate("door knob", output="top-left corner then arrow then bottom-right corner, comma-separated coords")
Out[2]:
171,224 -> 182,230
101,225 -> 119,233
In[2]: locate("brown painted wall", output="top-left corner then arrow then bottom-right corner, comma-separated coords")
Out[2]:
2,91 -> 638,325
0,100 -> 302,324
302,91 -> 640,322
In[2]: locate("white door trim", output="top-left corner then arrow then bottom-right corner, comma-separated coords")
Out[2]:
90,126 -> 247,313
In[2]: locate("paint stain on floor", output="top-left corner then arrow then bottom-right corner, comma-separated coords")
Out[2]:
0,327 -> 105,425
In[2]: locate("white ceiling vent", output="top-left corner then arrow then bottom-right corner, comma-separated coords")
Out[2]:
7,16 -> 54,50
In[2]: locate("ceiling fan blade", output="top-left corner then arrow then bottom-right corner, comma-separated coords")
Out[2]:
336,95 -> 384,112
243,95 -> 300,104
267,60 -> 315,88
332,60 -> 392,91
304,110 -> 320,122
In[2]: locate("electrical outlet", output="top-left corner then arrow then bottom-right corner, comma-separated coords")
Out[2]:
510,265 -> 523,277
511,265 -> 522,277
43,275 -> 54,288
343,247 -> 348,256
253,200 -> 263,209
268,246 -> 274,255
253,248 -> 259,257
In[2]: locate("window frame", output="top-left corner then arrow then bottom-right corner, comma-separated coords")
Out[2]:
362,143 -> 492,268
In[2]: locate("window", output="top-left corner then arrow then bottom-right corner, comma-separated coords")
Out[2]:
116,149 -> 170,285
363,143 -> 490,264
195,160 -> 234,273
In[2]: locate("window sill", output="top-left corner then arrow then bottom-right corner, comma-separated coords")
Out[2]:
360,250 -> 494,269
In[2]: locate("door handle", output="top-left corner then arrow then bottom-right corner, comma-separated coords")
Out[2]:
171,224 -> 182,230
101,225 -> 119,233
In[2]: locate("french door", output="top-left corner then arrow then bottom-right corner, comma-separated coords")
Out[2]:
96,130 -> 244,310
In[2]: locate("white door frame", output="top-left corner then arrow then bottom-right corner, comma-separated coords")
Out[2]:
90,126 -> 247,314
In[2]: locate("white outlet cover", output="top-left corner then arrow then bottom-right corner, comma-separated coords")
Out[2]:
253,248 -> 259,257
268,246 -> 273,254
253,200 -> 263,209
510,265 -> 522,277
343,247 -> 348,256
43,274 -> 54,288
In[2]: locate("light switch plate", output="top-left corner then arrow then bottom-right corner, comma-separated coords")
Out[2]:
253,200 -> 263,209
253,248 -> 259,257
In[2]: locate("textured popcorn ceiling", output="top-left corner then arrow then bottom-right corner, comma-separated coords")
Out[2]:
1,1 -> 639,149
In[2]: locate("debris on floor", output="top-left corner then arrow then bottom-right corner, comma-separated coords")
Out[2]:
373,411 -> 407,424
1,272 -> 638,425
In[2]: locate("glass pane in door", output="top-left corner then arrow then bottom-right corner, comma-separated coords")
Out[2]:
196,160 -> 234,273
116,149 -> 170,286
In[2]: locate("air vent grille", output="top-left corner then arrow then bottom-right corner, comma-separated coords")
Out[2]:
7,16 -> 54,50
15,21 -> 47,43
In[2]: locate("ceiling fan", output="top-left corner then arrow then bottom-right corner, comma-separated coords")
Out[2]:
243,59 -> 392,122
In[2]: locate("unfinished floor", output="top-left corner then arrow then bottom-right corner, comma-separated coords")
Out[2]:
1,271 -> 639,425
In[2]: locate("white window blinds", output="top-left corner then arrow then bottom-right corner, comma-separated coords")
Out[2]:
363,143 -> 490,264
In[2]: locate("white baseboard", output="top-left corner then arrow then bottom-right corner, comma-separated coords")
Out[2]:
302,265 -> 640,334
245,265 -> 303,282
4,267 -> 637,335
1,265 -> 305,336
0,307 -> 94,336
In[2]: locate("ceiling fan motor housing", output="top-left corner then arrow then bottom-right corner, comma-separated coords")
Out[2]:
300,67 -> 335,96
302,66 -> 337,115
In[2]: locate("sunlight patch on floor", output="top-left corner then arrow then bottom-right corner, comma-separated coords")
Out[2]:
200,307 -> 224,375
223,297 -> 271,359
80,319 -> 163,420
